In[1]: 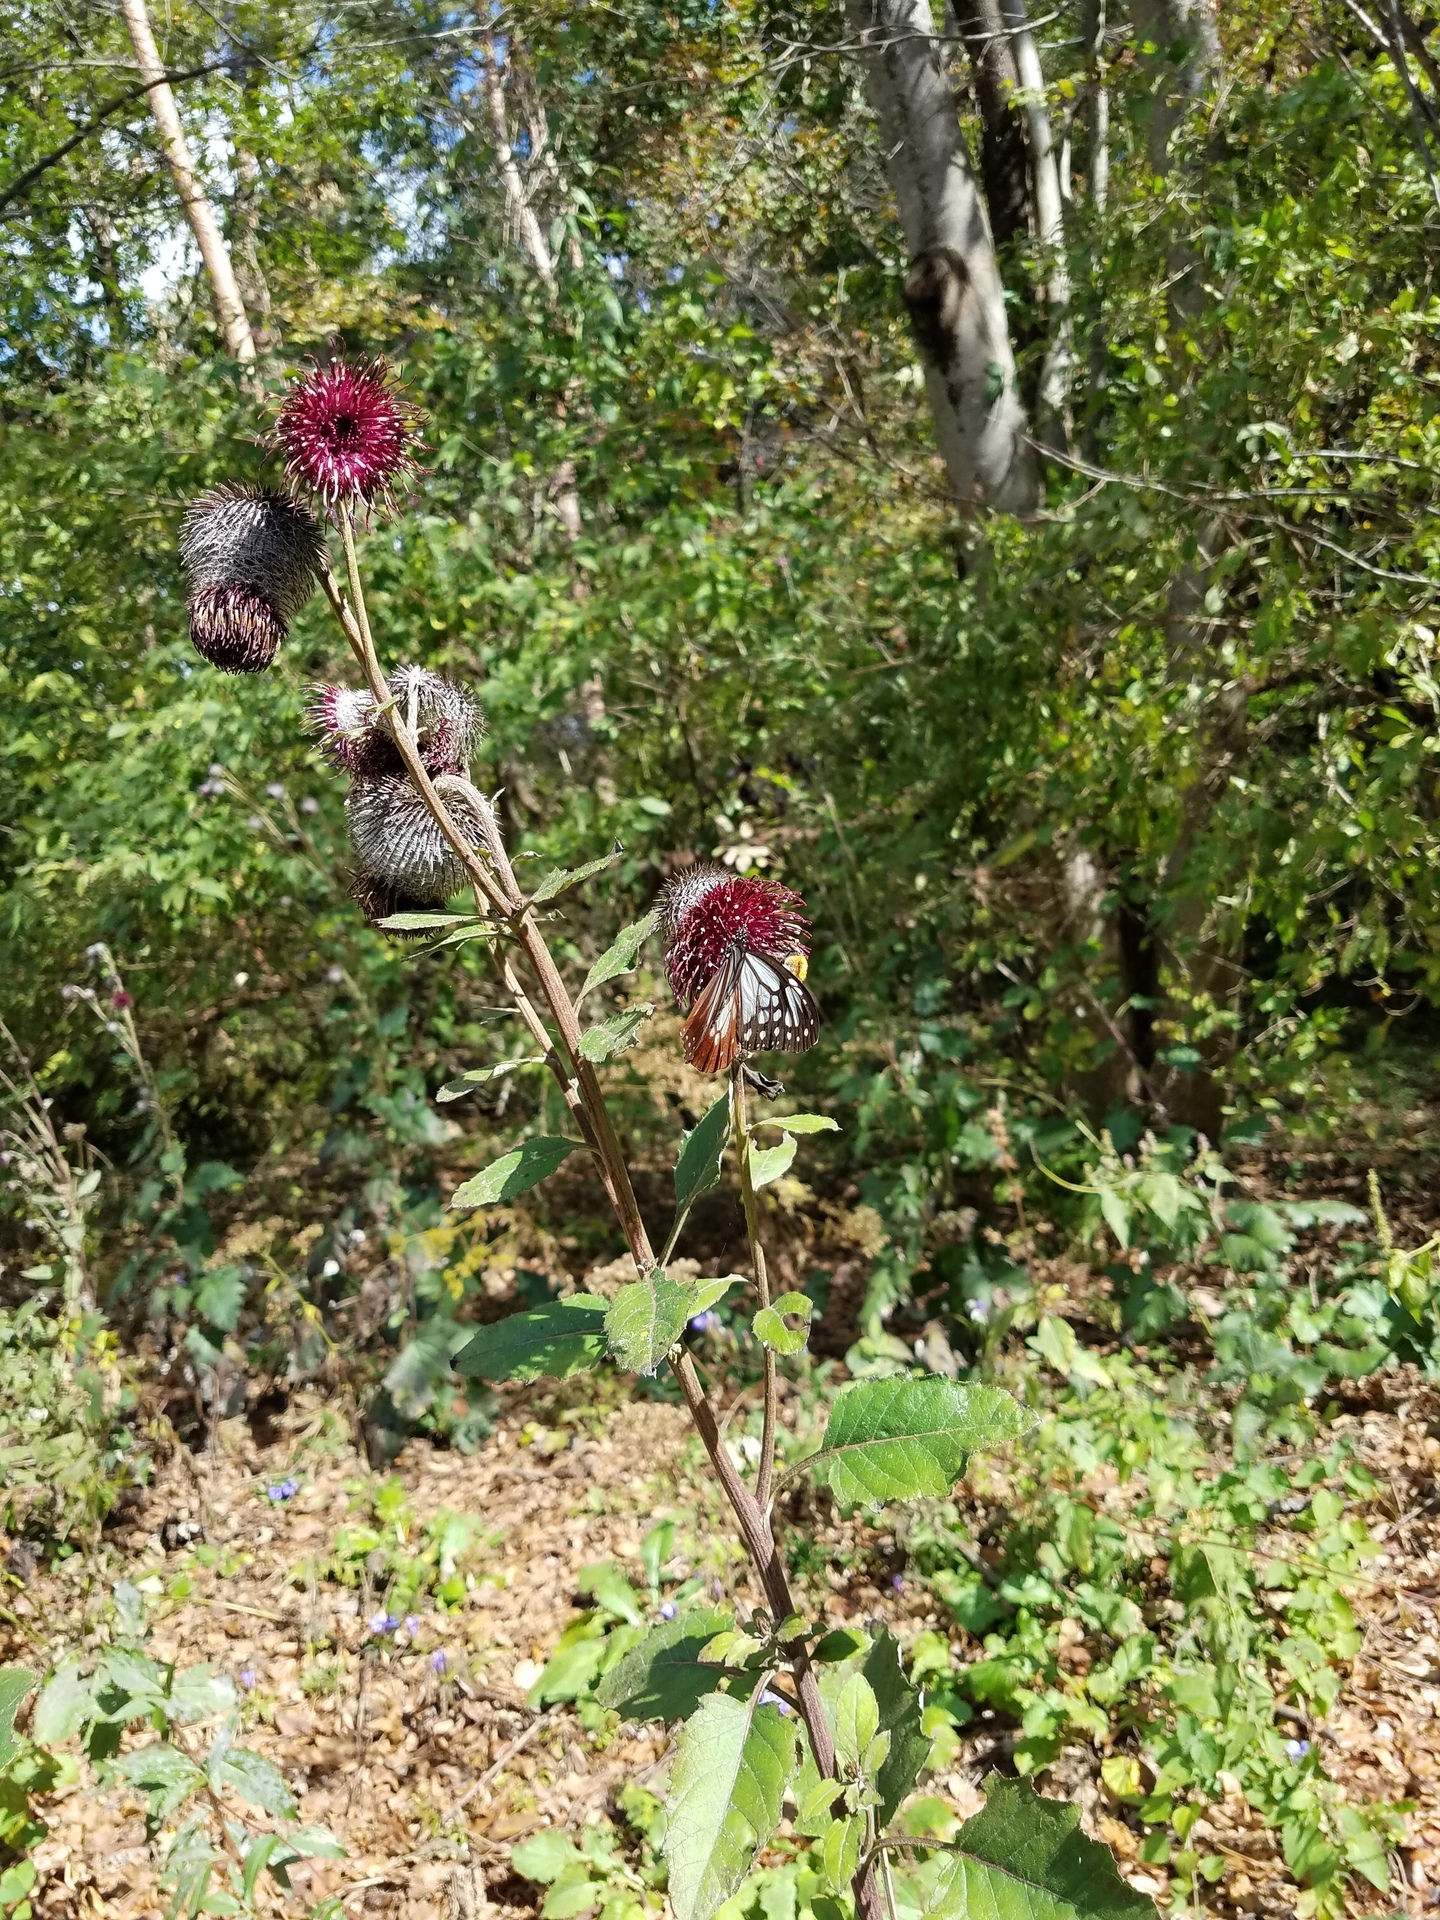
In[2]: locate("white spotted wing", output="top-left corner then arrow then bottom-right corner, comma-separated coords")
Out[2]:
682,942 -> 820,1074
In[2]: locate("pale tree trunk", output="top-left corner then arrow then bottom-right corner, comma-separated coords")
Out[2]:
480,31 -> 558,297
846,0 -> 1037,512
118,0 -> 257,372
232,144 -> 277,353
998,0 -> 1072,446
949,0 -> 1030,252
477,30 -> 582,546
1086,0 -> 1110,213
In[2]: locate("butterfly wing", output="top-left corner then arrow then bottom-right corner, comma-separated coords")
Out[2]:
682,943 -> 747,1073
738,951 -> 820,1057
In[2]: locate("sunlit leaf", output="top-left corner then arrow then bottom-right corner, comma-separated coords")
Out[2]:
450,1136 -> 581,1209
453,1296 -> 609,1383
664,1691 -> 799,1920
808,1379 -> 1027,1511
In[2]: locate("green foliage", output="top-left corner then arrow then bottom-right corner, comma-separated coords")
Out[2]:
595,1607 -> 734,1723
307,1481 -> 498,1615
454,1296 -> 610,1384
450,1137 -> 582,1210
664,1692 -> 799,1920
807,1379 -> 1028,1513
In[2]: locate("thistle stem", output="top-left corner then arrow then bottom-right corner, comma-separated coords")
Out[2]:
731,1064 -> 778,1514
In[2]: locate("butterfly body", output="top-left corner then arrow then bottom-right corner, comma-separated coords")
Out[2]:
681,937 -> 820,1074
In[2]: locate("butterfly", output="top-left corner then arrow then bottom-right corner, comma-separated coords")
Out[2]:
682,939 -> 820,1074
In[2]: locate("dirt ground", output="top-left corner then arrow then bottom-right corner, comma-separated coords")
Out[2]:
6,1368 -> 1440,1920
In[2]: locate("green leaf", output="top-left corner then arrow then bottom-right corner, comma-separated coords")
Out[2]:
1097,1187 -> 1130,1251
0,1670 -> 35,1768
833,1674 -> 879,1770
754,1292 -> 813,1355
32,1661 -> 91,1745
857,1629 -> 930,1825
748,1134 -> 797,1191
450,1136 -> 581,1209
167,1666 -> 237,1724
213,1746 -> 297,1818
241,1834 -> 281,1904
160,1822 -> 215,1920
820,1814 -> 864,1893
909,1772 -> 1156,1920
114,1742 -> 205,1822
436,1058 -> 546,1102
375,911 -> 483,931
594,1606 -> 733,1721
193,1267 -> 246,1332
576,1562 -> 646,1626
606,1272 -> 691,1375
280,1825 -> 347,1860
512,1833 -> 583,1884
674,1093 -> 731,1220
808,1379 -> 1027,1512
531,847 -> 624,903
452,1296 -> 609,1383
581,910 -> 660,997
754,1114 -> 840,1134
664,1690 -> 800,1920
578,1005 -> 653,1061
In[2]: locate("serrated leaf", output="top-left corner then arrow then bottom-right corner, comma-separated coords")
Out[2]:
578,1004 -> 653,1061
453,1295 -> 609,1383
513,1833 -> 583,1883
32,1661 -> 91,1744
1097,1186 -> 1130,1251
834,1674 -> 879,1770
821,1813 -> 864,1893
0,1669 -> 34,1768
908,1772 -> 1156,1920
754,1291 -> 813,1355
809,1379 -> 1026,1512
213,1746 -> 297,1818
674,1093 -> 730,1219
376,911 -> 483,931
748,1134 -> 797,1191
450,1136 -> 581,1210
689,1275 -> 738,1316
531,847 -> 624,903
857,1628 -> 929,1825
664,1690 -> 800,1920
606,1271 -> 690,1374
168,1666 -> 237,1724
595,1606 -> 733,1721
755,1114 -> 840,1134
581,910 -> 660,997
114,1742 -> 205,1822
436,1057 -> 546,1102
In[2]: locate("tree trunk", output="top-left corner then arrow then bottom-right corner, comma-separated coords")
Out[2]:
846,0 -> 1037,512
479,31 -> 558,297
118,0 -> 257,371
998,0 -> 1072,446
949,0 -> 1030,252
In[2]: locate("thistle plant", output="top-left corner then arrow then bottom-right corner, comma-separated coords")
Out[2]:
177,360 -> 1150,1920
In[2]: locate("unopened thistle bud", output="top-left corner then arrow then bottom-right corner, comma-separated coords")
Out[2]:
347,773 -> 489,905
180,485 -> 326,673
659,864 -> 818,1074
274,357 -> 421,510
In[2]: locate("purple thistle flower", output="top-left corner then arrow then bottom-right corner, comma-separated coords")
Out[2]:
274,358 -> 422,510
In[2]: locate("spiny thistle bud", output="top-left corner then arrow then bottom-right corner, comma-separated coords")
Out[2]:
347,773 -> 489,904
659,864 -> 819,1074
307,667 -> 482,779
274,357 -> 421,510
180,486 -> 327,673
347,870 -> 435,937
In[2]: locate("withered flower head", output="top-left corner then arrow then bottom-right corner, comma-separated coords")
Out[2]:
274,357 -> 421,510
180,485 -> 326,673
307,666 -> 482,778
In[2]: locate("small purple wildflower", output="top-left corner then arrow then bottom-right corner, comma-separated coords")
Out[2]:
659,1601 -> 678,1621
239,1668 -> 257,1690
404,1614 -> 422,1637
369,1612 -> 399,1636
966,1298 -> 988,1324
1285,1738 -> 1310,1761
689,1310 -> 721,1334
430,1649 -> 448,1674
759,1688 -> 793,1717
266,1478 -> 299,1502
891,1573 -> 905,1593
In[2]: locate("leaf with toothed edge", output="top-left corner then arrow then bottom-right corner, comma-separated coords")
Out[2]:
452,1296 -> 609,1383
807,1378 -> 1028,1512
578,1005 -> 654,1061
436,1057 -> 546,1102
663,1690 -> 800,1920
581,910 -> 660,997
449,1136 -> 581,1209
673,1092 -> 730,1219
530,846 -> 625,903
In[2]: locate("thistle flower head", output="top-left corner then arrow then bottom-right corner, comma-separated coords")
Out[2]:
180,485 -> 326,672
347,772 -> 488,905
275,357 -> 421,509
660,864 -> 811,1008
187,585 -> 287,673
308,667 -> 481,778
